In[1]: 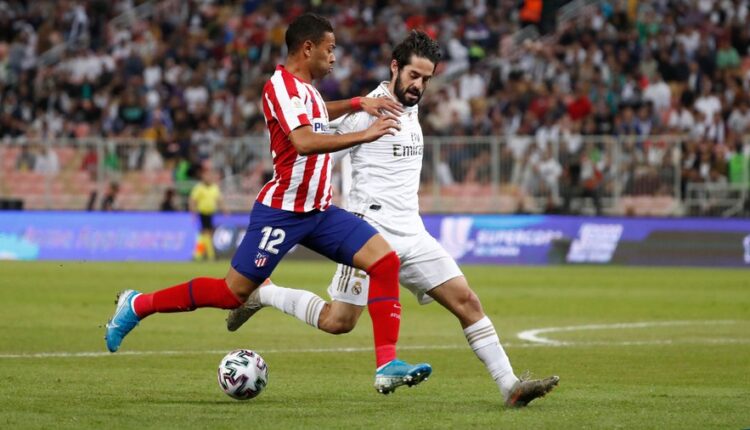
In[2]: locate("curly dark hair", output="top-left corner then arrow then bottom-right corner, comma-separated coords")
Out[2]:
285,13 -> 334,54
391,30 -> 442,75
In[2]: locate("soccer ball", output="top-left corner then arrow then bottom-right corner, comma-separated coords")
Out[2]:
217,349 -> 269,400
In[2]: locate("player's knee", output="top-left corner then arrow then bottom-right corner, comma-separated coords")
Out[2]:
456,288 -> 484,317
368,251 -> 400,278
465,290 -> 483,311
226,280 -> 254,302
324,318 -> 356,335
328,320 -> 355,335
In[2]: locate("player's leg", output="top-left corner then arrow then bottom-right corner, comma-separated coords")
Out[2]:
105,268 -> 256,353
399,231 -> 558,406
301,207 -> 431,393
227,265 -> 366,334
427,278 -> 559,407
104,203 -> 307,352
299,208 -> 400,367
426,276 -> 520,398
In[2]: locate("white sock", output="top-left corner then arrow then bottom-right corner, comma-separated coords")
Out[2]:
464,316 -> 519,400
258,282 -> 325,328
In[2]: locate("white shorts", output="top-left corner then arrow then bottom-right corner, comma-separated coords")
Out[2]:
327,220 -> 463,306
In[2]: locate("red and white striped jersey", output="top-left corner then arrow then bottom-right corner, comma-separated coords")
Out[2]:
256,65 -> 332,212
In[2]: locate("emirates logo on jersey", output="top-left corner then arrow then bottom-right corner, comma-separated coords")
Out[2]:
392,143 -> 423,157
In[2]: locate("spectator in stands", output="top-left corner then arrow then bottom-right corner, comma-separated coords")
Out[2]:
705,112 -> 726,144
643,72 -> 671,115
100,181 -> 119,211
160,188 -> 177,212
694,79 -> 722,121
34,146 -> 59,176
562,143 -> 603,216
80,144 -> 98,179
717,38 -> 742,71
535,147 -> 563,206
666,97 -> 695,133
0,0 -> 748,215
728,99 -> 750,134
15,144 -> 35,171
138,141 -> 161,171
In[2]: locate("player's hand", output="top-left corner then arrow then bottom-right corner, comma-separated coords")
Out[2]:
360,97 -> 404,118
361,114 -> 400,142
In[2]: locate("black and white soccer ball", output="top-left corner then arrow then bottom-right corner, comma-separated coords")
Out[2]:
217,349 -> 269,400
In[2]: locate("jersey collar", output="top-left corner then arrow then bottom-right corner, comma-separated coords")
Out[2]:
277,65 -> 309,84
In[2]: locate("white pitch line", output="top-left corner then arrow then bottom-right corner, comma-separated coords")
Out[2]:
0,345 -> 467,359
1,334 -> 749,359
517,320 -> 740,346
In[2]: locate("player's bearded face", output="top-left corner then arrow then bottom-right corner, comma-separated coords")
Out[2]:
394,71 -> 423,107
392,57 -> 434,107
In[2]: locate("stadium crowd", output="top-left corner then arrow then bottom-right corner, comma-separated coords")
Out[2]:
0,0 -> 749,213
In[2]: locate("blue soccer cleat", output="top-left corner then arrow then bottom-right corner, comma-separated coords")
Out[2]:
374,359 -> 432,395
105,289 -> 141,352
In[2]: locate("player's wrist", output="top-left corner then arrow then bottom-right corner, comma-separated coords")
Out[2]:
350,97 -> 362,111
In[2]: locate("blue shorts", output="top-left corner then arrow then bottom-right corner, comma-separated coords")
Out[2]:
231,202 -> 378,284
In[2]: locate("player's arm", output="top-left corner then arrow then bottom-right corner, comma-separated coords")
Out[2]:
289,115 -> 399,155
326,97 -> 404,121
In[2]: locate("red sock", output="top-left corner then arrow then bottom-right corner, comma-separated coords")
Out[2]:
133,277 -> 243,319
366,251 -> 401,368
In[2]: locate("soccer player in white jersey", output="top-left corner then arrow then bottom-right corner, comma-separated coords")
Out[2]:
227,31 -> 559,407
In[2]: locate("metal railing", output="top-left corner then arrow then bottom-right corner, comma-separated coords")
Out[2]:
1,135 -> 748,216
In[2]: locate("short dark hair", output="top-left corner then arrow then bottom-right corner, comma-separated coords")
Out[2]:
392,30 -> 442,73
285,13 -> 334,54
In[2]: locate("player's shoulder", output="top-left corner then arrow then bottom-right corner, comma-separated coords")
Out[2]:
339,107 -> 377,133
366,83 -> 390,99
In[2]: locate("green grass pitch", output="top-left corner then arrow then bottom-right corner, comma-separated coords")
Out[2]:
1,261 -> 749,429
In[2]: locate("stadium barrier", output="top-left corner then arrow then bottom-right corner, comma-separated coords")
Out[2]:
2,135 -> 747,216
1,211 -> 748,268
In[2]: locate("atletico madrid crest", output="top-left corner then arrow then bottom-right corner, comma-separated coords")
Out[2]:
255,252 -> 268,268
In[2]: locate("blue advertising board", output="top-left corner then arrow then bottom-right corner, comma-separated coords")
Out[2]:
422,215 -> 750,267
0,211 -> 748,267
0,211 -> 195,261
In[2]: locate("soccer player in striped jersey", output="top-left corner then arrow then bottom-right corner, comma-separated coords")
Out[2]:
227,31 -> 559,407
105,13 -> 432,394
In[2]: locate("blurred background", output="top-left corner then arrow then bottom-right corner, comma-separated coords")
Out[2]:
0,0 -> 748,265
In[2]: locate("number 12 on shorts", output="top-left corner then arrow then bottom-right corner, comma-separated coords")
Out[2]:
259,227 -> 286,254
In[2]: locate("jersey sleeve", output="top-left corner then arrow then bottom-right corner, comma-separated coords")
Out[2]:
332,111 -> 376,163
264,76 -> 311,136
335,111 -> 373,135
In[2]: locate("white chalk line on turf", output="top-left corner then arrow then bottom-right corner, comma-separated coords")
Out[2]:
1,322 -> 749,359
517,320 -> 740,346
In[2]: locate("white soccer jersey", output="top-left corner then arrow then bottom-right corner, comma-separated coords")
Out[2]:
336,82 -> 424,235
